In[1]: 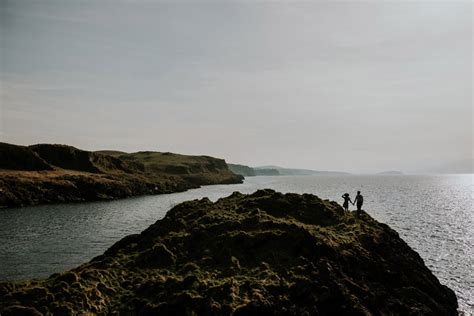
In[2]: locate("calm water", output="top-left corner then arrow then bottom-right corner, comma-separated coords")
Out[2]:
0,175 -> 472,314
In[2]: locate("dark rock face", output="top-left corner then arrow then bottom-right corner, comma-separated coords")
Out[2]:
0,190 -> 458,315
0,143 -> 52,171
29,144 -> 144,174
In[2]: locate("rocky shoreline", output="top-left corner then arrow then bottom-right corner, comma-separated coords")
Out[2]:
0,142 -> 243,208
0,190 -> 458,315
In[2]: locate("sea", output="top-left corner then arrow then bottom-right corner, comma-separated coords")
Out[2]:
0,175 -> 472,314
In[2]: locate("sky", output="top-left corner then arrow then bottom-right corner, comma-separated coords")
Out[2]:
0,0 -> 472,174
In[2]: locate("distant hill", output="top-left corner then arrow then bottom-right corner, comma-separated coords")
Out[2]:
255,166 -> 350,176
228,163 -> 348,177
377,171 -> 404,175
0,142 -> 242,208
254,168 -> 280,176
228,164 -> 256,177
228,164 -> 280,176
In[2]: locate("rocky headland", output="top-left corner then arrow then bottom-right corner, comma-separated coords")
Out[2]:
228,164 -> 257,177
0,190 -> 458,315
0,142 -> 243,208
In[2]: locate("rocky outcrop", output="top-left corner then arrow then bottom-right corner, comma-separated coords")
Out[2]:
0,143 -> 243,208
0,190 -> 458,315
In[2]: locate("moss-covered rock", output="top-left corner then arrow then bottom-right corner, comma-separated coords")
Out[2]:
0,190 -> 458,315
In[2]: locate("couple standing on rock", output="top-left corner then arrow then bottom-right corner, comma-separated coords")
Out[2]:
342,191 -> 363,215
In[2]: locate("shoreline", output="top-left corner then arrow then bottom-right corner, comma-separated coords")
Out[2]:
0,169 -> 243,209
0,142 -> 243,208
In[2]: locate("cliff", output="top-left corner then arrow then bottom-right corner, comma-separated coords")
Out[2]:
30,144 -> 144,174
228,164 -> 256,177
0,143 -> 243,208
0,190 -> 458,315
115,151 -> 241,185
228,164 -> 280,177
0,143 -> 53,171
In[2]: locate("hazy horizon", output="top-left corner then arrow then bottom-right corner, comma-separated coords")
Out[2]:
1,1 -> 472,174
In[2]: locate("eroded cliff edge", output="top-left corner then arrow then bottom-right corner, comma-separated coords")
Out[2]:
0,142 -> 243,208
0,190 -> 458,315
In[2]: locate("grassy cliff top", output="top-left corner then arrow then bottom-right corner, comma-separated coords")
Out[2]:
119,151 -> 227,169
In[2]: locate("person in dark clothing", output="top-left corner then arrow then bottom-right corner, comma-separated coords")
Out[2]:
341,193 -> 352,211
353,191 -> 364,216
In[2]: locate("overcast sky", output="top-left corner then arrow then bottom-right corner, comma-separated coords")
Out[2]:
0,0 -> 472,173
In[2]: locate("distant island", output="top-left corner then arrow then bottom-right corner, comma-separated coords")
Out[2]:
0,142 -> 243,208
228,164 -> 350,177
377,171 -> 404,175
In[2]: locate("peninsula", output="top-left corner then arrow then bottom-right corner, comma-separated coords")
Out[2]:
0,142 -> 243,208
